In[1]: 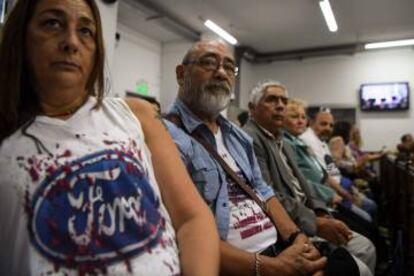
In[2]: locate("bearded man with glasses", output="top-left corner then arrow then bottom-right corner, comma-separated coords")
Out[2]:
163,40 -> 332,275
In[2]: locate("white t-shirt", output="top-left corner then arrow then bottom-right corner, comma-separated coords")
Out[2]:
0,97 -> 180,275
214,128 -> 277,252
300,128 -> 342,182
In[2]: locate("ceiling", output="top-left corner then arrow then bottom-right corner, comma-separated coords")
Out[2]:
118,0 -> 414,60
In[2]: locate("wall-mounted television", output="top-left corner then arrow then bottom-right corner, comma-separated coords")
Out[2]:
360,82 -> 410,111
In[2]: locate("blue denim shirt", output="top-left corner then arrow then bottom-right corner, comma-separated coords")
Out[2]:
165,99 -> 275,240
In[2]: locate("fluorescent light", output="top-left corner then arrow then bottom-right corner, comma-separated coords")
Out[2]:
319,0 -> 338,32
204,19 -> 238,45
0,0 -> 6,24
365,39 -> 414,50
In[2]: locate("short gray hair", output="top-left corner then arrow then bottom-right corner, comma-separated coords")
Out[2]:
181,40 -> 230,63
249,80 -> 288,105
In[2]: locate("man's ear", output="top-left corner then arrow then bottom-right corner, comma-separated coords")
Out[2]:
176,65 -> 185,87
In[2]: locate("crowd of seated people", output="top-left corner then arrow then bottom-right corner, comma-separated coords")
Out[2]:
0,0 -> 403,275
242,81 -> 375,275
329,123 -> 386,201
300,111 -> 377,223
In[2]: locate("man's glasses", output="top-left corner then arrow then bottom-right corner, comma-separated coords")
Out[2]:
264,95 -> 289,105
183,56 -> 238,77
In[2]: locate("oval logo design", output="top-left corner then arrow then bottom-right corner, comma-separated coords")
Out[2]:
30,150 -> 164,267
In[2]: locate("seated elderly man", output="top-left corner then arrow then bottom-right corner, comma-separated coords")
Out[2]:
243,80 -> 376,275
164,40 -> 327,275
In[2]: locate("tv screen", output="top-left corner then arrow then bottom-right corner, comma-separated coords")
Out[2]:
360,82 -> 410,111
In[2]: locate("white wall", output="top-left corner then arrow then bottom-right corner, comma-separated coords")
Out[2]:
239,58 -> 255,109
240,48 -> 414,150
96,1 -> 118,95
160,41 -> 193,111
110,20 -> 414,151
112,24 -> 162,99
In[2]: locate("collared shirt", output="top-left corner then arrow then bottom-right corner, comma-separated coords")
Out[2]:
284,132 -> 326,180
300,128 -> 342,182
284,132 -> 336,204
164,99 -> 275,240
276,142 -> 307,203
255,123 -> 306,202
300,128 -> 330,168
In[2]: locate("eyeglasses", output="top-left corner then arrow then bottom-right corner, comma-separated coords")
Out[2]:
263,95 -> 289,105
183,56 -> 238,77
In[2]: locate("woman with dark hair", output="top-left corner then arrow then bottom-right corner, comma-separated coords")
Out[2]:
0,0 -> 219,275
0,0 -> 106,140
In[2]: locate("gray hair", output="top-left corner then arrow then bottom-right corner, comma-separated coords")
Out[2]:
181,40 -> 230,63
249,80 -> 288,105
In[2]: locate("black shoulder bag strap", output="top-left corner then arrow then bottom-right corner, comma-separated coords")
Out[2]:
164,113 -> 271,218
194,132 -> 270,215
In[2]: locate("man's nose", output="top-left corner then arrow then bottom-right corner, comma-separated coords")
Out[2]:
274,99 -> 286,109
275,103 -> 285,112
214,65 -> 229,80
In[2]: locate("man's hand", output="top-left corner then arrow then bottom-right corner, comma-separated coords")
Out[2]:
293,233 -> 321,262
262,243 -> 327,275
316,217 -> 353,246
293,232 -> 309,245
330,194 -> 343,207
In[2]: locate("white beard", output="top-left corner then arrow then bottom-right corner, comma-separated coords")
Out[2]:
182,78 -> 232,118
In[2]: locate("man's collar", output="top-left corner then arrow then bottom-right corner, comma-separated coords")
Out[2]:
257,122 -> 275,138
169,98 -> 233,134
308,127 -> 316,136
309,127 -> 326,143
250,119 -> 283,142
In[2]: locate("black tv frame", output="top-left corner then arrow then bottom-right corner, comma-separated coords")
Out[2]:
359,81 -> 410,112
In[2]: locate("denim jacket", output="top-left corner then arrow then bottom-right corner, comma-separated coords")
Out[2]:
165,99 -> 275,240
